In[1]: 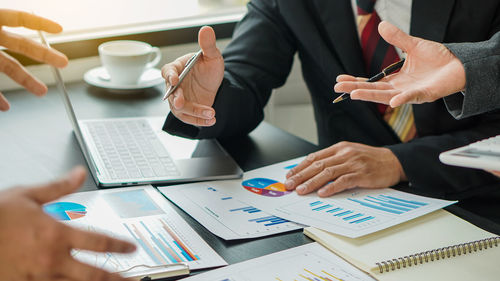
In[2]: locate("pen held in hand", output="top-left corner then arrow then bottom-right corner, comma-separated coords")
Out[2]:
333,59 -> 406,104
162,50 -> 203,101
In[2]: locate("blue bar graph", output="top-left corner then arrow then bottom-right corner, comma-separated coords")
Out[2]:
343,213 -> 364,220
350,216 -> 375,224
348,199 -> 403,214
312,204 -> 333,211
334,210 -> 354,217
348,194 -> 427,215
229,206 -> 262,214
310,201 -> 322,206
307,201 -> 377,225
327,207 -> 342,213
248,215 -> 290,226
380,195 -> 428,206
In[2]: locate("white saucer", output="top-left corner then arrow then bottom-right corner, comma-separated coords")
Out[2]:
83,66 -> 163,90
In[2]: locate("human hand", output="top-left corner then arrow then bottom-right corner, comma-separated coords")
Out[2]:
0,167 -> 136,281
334,21 -> 466,108
162,26 -> 224,127
0,9 -> 68,111
284,142 -> 406,197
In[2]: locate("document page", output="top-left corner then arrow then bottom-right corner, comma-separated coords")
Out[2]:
163,157 -> 456,238
182,242 -> 375,281
43,186 -> 226,278
159,183 -> 302,240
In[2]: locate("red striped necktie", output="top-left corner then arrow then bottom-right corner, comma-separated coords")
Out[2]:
356,0 -> 416,142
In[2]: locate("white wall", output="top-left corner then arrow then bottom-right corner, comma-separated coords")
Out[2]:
0,39 -> 317,144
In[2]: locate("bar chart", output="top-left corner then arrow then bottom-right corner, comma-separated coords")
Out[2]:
57,186 -> 227,276
159,184 -> 301,240
272,188 -> 455,237
123,217 -> 199,265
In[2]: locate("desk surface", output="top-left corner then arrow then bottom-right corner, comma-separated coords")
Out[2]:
0,82 -> 318,268
2,82 -> 500,274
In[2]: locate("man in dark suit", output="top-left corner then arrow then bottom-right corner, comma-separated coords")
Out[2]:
161,0 -> 500,220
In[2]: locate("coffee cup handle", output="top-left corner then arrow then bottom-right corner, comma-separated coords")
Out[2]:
146,47 -> 161,69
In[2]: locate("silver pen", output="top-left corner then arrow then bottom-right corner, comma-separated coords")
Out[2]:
162,50 -> 203,101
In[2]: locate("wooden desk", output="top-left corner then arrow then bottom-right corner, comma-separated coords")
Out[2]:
1,82 -> 499,273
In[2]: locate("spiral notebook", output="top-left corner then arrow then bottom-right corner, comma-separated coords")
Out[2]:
304,210 -> 500,281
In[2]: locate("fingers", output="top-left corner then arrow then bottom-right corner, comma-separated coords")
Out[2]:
285,156 -> 347,191
0,30 -> 68,67
286,144 -> 348,181
350,89 -> 401,104
334,80 -> 393,93
60,259 -> 130,281
378,21 -> 419,53
317,174 -> 359,197
63,225 -> 136,254
27,166 -> 87,204
335,75 -> 367,83
0,92 -> 10,111
198,26 -> 220,59
0,9 -> 63,33
176,112 -> 216,127
389,89 -> 426,107
295,164 -> 351,195
168,87 -> 185,110
168,88 -> 216,126
161,54 -> 192,86
0,51 -> 48,96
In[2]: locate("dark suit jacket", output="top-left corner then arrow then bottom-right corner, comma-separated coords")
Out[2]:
444,32 -> 500,119
164,0 -> 500,204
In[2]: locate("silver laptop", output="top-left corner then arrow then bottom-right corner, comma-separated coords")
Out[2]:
439,135 -> 500,171
42,38 -> 242,188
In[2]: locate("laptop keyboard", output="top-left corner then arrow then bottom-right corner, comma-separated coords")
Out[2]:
86,119 -> 179,180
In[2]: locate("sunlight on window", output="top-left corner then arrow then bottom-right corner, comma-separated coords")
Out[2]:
3,0 -> 247,39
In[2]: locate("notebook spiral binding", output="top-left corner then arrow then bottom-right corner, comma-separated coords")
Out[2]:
375,236 -> 500,274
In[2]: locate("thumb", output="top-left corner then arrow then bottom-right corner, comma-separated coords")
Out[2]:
198,26 -> 220,59
28,166 -> 87,204
378,21 -> 418,53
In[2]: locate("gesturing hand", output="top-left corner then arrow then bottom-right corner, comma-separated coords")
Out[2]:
0,167 -> 136,281
0,9 -> 68,111
162,26 -> 224,127
284,142 -> 406,197
334,21 -> 466,108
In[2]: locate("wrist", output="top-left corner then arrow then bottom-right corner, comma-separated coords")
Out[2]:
383,147 -> 407,182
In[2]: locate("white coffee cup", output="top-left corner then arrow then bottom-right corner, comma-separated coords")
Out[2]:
98,40 -> 161,85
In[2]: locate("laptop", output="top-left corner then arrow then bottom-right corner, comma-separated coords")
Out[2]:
41,35 -> 243,188
439,135 -> 500,171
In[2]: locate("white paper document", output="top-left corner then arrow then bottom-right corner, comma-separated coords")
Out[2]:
166,158 -> 456,238
159,183 -> 302,240
182,242 -> 375,281
43,186 -> 226,278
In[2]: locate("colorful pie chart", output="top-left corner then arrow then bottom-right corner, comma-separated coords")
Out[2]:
43,202 -> 87,221
242,178 -> 291,197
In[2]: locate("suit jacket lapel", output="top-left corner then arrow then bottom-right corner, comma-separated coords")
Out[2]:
311,0 -> 366,77
410,0 -> 456,41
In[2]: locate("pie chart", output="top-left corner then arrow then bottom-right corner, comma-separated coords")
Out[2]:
43,202 -> 87,221
242,178 -> 291,197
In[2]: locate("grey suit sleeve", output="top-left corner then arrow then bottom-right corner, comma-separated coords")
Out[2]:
163,0 -> 296,139
443,32 -> 500,119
